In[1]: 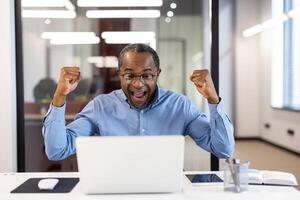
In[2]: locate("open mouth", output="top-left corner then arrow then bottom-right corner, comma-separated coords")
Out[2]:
130,91 -> 147,100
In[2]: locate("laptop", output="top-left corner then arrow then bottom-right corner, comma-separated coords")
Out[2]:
75,135 -> 185,194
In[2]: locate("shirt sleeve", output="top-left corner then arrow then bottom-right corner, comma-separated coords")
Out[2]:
185,99 -> 235,158
42,100 -> 98,160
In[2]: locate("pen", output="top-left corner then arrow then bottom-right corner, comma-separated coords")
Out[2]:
233,158 -> 241,192
226,158 -> 240,193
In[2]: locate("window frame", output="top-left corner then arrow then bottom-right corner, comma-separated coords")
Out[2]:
272,0 -> 300,112
283,0 -> 294,108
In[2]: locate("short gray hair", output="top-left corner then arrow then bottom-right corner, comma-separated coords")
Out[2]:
118,43 -> 160,69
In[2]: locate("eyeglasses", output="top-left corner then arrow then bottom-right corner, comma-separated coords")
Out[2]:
120,72 -> 158,84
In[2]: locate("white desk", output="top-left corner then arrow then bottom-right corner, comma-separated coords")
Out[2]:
1,171 -> 299,200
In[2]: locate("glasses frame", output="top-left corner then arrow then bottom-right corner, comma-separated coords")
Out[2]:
119,70 -> 159,84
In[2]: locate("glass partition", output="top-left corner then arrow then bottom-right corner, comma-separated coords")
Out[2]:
19,0 -> 212,172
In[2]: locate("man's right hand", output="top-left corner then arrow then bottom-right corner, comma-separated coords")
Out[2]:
52,66 -> 81,107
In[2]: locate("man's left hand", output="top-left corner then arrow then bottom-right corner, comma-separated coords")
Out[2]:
190,69 -> 220,104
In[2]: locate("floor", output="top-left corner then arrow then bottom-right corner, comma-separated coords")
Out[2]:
232,140 -> 300,190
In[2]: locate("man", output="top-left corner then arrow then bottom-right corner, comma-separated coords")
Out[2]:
43,43 -> 234,161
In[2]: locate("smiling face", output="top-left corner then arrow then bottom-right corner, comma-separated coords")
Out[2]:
119,51 -> 160,109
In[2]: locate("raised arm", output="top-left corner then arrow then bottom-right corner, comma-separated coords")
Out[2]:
187,69 -> 235,158
42,67 -> 98,160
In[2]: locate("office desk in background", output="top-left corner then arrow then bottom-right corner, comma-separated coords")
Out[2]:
24,100 -> 84,172
1,171 -> 299,200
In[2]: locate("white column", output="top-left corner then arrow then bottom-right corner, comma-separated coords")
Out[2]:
0,0 -> 17,172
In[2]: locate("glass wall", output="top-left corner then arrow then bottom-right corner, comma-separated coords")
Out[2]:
271,0 -> 300,110
20,0 -> 211,172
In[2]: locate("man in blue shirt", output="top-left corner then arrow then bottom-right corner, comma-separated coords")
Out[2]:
43,43 -> 234,161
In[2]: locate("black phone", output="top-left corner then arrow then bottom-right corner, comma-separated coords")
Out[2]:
185,174 -> 223,183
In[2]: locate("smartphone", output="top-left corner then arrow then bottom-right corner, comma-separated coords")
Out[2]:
185,174 -> 223,184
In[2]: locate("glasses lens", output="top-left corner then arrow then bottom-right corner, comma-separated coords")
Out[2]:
122,72 -> 156,83
124,74 -> 134,81
142,74 -> 154,81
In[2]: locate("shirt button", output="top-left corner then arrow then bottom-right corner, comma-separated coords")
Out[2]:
141,110 -> 144,114
142,129 -> 145,132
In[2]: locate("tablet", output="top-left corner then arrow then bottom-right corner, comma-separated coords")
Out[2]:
185,174 -> 223,185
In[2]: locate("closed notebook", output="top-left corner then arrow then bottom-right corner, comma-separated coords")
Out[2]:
247,169 -> 298,186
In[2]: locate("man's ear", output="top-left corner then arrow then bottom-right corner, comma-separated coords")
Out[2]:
157,68 -> 161,76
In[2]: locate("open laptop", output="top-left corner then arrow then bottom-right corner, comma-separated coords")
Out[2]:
75,135 -> 185,194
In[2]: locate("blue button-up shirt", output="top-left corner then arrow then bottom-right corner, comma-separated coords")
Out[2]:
42,87 -> 234,160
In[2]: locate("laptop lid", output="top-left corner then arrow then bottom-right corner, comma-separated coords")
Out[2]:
76,135 -> 184,194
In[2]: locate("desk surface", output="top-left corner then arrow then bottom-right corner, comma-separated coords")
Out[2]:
1,171 -> 299,200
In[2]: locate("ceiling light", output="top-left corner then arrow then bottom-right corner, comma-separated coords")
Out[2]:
243,7 -> 300,38
243,14 -> 289,37
78,0 -> 163,7
22,10 -> 76,18
64,0 -> 75,10
41,32 -> 99,45
104,37 -> 155,44
242,25 -> 263,38
101,31 -> 155,39
86,10 -> 160,18
50,37 -> 100,45
262,14 -> 288,30
21,0 -> 66,7
87,56 -> 118,68
101,31 -> 156,49
165,17 -> 171,23
41,32 -> 96,39
167,11 -> 174,17
44,19 -> 51,25
170,3 -> 177,9
22,0 -> 75,11
87,56 -> 104,64
288,8 -> 300,18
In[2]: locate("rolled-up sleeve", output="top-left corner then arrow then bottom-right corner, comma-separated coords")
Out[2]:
186,99 -> 235,158
42,100 -> 98,160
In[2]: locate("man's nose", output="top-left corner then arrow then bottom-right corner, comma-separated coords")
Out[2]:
131,77 -> 144,88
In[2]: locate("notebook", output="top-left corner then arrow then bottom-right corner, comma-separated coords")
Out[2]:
75,135 -> 185,194
247,169 -> 298,186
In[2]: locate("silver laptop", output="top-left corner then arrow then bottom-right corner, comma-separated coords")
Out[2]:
75,135 -> 184,194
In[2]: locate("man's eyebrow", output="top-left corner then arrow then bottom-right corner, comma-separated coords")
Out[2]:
122,67 -> 155,72
123,67 -> 134,71
142,68 -> 154,72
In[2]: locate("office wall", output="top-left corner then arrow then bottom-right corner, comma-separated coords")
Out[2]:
235,0 -> 261,137
0,0 -> 17,172
235,0 -> 300,153
258,0 -> 300,153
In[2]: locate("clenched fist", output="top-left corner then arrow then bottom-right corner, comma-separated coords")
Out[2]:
52,66 -> 81,107
190,69 -> 220,104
